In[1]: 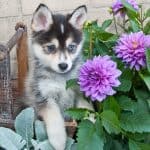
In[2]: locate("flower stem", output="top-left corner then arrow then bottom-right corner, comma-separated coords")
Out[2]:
89,27 -> 93,58
140,5 -> 144,31
113,13 -> 119,36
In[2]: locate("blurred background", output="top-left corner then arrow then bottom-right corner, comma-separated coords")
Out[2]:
0,0 -> 149,77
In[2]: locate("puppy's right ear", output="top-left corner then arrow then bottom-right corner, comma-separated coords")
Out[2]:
31,4 -> 53,32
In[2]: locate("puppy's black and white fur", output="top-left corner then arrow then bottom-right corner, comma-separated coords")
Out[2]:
25,4 -> 92,150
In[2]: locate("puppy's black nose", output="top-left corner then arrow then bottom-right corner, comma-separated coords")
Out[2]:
58,63 -> 68,71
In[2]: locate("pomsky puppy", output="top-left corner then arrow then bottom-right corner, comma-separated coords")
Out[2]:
25,4 -> 93,150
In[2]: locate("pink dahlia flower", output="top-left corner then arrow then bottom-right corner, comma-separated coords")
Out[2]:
78,56 -> 121,101
112,0 -> 139,16
114,32 -> 150,70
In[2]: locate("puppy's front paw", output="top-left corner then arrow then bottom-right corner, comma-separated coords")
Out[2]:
47,125 -> 67,150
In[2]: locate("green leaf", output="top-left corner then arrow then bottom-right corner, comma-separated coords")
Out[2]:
121,0 -> 137,18
101,110 -> 121,134
117,95 -> 136,113
116,69 -> 132,92
66,79 -> 78,89
35,120 -> 48,142
15,107 -> 35,149
71,143 -> 77,150
101,19 -> 112,30
32,140 -> 54,150
121,0 -> 137,13
144,21 -> 150,34
129,139 -> 140,150
130,19 -> 140,32
147,99 -> 150,109
93,39 -> 109,56
138,143 -> 150,150
0,127 -> 26,150
77,119 -> 104,150
98,32 -> 116,42
145,8 -> 150,18
120,112 -> 150,133
146,48 -> 150,73
139,72 -> 150,91
65,108 -> 90,120
103,96 -> 120,116
65,138 -> 75,150
104,138 -> 127,150
134,88 -> 150,101
129,139 -> 150,150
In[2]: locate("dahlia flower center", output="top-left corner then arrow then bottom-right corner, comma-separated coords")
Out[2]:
132,41 -> 138,49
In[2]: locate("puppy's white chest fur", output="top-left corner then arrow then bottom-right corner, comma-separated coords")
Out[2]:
38,78 -> 75,110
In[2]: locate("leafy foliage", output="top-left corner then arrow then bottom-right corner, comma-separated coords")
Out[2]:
15,107 -> 34,148
0,1 -> 150,150
101,110 -> 121,134
0,108 -> 76,150
77,119 -> 104,150
0,128 -> 26,150
66,1 -> 150,150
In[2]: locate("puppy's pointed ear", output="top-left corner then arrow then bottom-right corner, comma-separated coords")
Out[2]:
31,4 -> 53,32
69,5 -> 87,29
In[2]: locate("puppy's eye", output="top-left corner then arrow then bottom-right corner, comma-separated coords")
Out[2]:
68,44 -> 77,53
44,44 -> 56,54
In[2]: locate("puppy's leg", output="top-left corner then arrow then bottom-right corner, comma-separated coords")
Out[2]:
39,102 -> 67,150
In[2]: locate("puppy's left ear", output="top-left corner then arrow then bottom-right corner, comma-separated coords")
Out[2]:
69,5 -> 87,29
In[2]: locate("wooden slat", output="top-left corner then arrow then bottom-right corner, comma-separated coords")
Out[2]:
16,23 -> 28,95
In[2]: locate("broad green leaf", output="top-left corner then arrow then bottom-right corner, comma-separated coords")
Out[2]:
117,94 -> 149,114
121,0 -> 137,18
15,107 -> 35,149
134,88 -> 150,101
129,139 -> 150,150
129,139 -> 140,150
139,72 -> 150,91
130,19 -> 140,32
121,0 -> 137,13
120,112 -> 150,133
35,120 -> 48,142
136,99 -> 149,113
147,99 -> 150,109
66,79 -> 78,89
65,138 -> 75,150
144,21 -> 150,34
138,143 -> 150,150
116,69 -> 132,92
32,140 -> 54,150
0,127 -> 26,150
101,110 -> 121,134
104,35 -> 118,49
146,48 -> 150,73
104,138 -> 127,150
65,108 -> 90,120
31,139 -> 38,147
101,19 -> 112,30
77,119 -> 104,150
145,8 -> 150,18
98,32 -> 116,42
117,95 -> 136,113
103,96 -> 120,116
93,39 -> 109,56
71,143 -> 77,150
